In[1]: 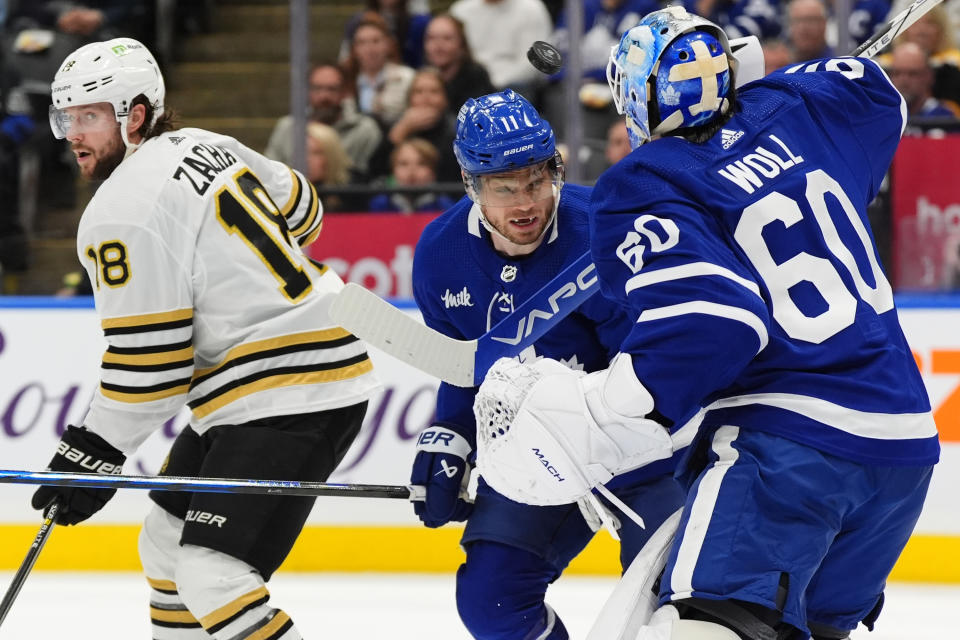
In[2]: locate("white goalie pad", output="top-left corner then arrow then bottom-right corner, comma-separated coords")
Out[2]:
474,356 -> 673,507
586,508 -> 681,640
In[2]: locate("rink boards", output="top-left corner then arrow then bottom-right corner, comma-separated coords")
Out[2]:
0,298 -> 958,582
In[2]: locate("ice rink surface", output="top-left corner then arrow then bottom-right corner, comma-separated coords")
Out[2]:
0,572 -> 955,638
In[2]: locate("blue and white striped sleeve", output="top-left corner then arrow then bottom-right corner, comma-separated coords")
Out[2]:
591,196 -> 770,425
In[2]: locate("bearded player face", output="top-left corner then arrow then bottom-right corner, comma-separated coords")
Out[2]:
60,102 -> 127,180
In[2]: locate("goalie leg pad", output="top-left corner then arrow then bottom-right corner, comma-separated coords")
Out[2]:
174,544 -> 302,640
456,541 -> 570,640
635,605 -> 742,640
139,505 -> 210,639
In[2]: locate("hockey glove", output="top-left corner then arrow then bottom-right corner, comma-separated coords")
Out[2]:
474,355 -> 674,507
410,425 -> 474,528
31,425 -> 126,525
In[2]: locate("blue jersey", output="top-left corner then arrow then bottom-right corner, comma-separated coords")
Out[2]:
413,185 -> 634,448
591,57 -> 939,467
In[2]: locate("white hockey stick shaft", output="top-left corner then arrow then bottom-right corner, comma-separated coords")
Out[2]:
330,252 -> 598,387
852,0 -> 944,58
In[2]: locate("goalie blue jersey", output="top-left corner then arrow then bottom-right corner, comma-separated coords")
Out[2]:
414,185 -> 635,448
591,57 -> 939,467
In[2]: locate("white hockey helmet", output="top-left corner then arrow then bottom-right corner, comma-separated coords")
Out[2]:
49,37 -> 165,148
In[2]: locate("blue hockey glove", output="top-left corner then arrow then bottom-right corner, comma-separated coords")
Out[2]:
410,425 -> 473,527
31,425 -> 126,525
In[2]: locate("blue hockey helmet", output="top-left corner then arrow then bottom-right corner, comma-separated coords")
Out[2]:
454,90 -> 563,207
607,6 -> 732,149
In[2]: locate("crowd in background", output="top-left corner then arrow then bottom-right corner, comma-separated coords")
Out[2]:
2,0 -> 960,292
0,0 -> 210,292
271,0 -> 960,215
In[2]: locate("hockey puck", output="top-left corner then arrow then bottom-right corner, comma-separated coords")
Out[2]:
527,41 -> 563,75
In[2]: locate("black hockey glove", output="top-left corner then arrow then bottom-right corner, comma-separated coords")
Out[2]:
31,425 -> 126,525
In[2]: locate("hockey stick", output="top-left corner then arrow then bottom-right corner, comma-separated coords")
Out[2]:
852,0 -> 943,58
330,251 -> 598,387
0,502 -> 59,628
330,1 -> 938,390
0,469 -> 428,501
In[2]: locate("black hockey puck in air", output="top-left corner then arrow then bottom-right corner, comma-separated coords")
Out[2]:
527,41 -> 563,75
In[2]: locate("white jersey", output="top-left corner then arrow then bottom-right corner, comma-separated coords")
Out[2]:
77,128 -> 380,454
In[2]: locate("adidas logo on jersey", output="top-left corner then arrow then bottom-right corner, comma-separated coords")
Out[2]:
168,136 -> 185,145
721,129 -> 744,149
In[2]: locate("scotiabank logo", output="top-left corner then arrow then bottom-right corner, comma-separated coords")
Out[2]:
325,244 -> 414,298
310,212 -> 439,298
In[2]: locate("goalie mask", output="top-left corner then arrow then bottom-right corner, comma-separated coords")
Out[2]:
49,37 -> 165,150
454,90 -> 564,209
607,6 -> 732,149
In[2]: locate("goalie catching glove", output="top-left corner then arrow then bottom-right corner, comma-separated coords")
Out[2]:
31,425 -> 126,525
410,424 -> 474,527
473,354 -> 673,506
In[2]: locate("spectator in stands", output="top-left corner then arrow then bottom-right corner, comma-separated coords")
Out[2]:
306,122 -> 365,213
449,0 -> 552,94
847,0 -> 891,46
581,118 -> 632,183
684,0 -> 783,41
900,5 -> 960,106
888,42 -> 959,118
368,138 -> 456,213
787,0 -> 834,62
604,119 -> 631,167
0,61 -> 32,294
7,1 -> 152,49
551,0 -> 658,83
340,0 -> 432,69
382,68 -> 460,183
265,63 -> 382,180
422,13 -> 495,116
343,18 -> 416,128
762,37 -> 794,74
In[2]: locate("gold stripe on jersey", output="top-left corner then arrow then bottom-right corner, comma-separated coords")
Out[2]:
189,356 -> 373,419
151,607 -> 201,625
200,586 -> 269,631
289,181 -> 320,240
278,168 -> 302,216
101,378 -> 192,403
299,218 -> 323,248
102,308 -> 193,330
147,577 -> 178,593
247,611 -> 293,640
102,345 -> 195,368
192,329 -> 355,380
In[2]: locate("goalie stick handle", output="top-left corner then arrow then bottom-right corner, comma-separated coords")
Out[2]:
0,469 -> 425,501
852,0 -> 944,58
